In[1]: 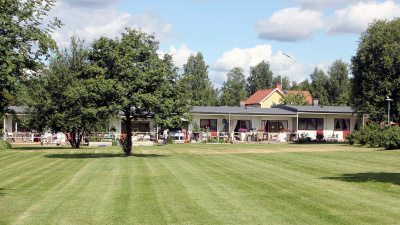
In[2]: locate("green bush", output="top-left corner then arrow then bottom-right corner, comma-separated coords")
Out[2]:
167,136 -> 173,144
383,126 -> 400,150
0,139 -> 12,150
112,140 -> 118,146
348,122 -> 400,150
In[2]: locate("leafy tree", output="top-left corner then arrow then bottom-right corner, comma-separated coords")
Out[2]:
246,60 -> 274,97
182,52 -> 217,106
89,29 -> 191,156
279,92 -> 311,106
351,18 -> 400,121
272,75 -> 291,90
220,67 -> 247,106
327,59 -> 350,106
26,36 -> 116,148
298,79 -> 310,91
309,67 -> 330,106
0,0 -> 62,114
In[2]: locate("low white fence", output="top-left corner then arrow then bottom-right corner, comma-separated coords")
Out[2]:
3,132 -> 66,144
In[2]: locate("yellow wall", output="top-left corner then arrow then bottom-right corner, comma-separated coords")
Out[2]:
261,91 -> 284,108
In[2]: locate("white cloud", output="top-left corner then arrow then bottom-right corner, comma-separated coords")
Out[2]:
326,1 -> 400,35
290,0 -> 366,10
49,1 -> 177,47
255,7 -> 325,42
158,44 -> 197,68
209,46 -> 315,87
211,45 -> 272,73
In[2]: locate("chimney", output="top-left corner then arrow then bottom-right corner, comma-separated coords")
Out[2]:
275,82 -> 282,90
312,99 -> 319,106
239,100 -> 246,108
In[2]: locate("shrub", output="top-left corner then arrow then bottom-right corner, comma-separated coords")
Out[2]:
0,139 -> 11,150
167,136 -> 173,144
210,138 -> 218,143
383,126 -> 400,150
112,140 -> 118,146
118,136 -> 128,153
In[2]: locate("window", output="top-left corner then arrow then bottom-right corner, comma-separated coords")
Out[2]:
121,121 -> 150,133
298,118 -> 323,130
200,119 -> 217,131
334,119 -> 350,131
234,120 -> 250,132
263,120 -> 288,132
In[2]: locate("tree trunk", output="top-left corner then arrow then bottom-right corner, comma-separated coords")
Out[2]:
125,116 -> 132,156
68,129 -> 81,149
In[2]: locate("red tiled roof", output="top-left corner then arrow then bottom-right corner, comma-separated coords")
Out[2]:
245,89 -> 313,105
245,89 -> 275,104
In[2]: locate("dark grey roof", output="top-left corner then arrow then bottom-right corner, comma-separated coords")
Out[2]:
7,106 -> 26,114
274,105 -> 356,114
191,106 -> 297,115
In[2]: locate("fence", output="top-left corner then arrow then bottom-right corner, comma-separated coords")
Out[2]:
3,132 -> 66,144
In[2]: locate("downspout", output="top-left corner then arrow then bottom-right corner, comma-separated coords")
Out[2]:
296,113 -> 299,140
228,113 -> 231,142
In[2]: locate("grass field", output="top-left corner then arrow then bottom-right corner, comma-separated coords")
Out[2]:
1,143 -> 400,224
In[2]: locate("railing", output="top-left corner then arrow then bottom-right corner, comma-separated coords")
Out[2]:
190,131 -> 296,143
3,132 -> 66,144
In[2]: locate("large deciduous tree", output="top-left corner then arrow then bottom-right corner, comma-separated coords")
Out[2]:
220,67 -> 247,106
89,28 -> 191,156
246,60 -> 274,97
0,0 -> 61,115
26,36 -> 116,148
182,52 -> 217,106
351,18 -> 400,121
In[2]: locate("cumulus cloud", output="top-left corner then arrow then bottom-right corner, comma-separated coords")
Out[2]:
255,7 -> 325,42
211,45 -> 272,73
158,44 -> 197,69
209,46 -> 313,87
48,1 -> 177,47
326,1 -> 400,35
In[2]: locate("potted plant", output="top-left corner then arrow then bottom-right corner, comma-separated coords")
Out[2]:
316,132 -> 324,141
238,128 -> 247,141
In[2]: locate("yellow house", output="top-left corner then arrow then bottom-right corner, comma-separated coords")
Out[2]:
245,83 -> 313,108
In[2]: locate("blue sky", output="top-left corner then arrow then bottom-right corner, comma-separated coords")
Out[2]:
49,0 -> 400,88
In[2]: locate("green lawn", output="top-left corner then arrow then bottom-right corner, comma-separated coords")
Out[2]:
1,143 -> 400,224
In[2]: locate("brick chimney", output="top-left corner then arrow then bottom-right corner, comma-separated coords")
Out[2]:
312,99 -> 319,106
275,82 -> 282,90
239,100 -> 246,108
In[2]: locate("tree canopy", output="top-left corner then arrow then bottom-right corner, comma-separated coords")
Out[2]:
89,28 -> 191,155
26,36 -> 116,148
182,52 -> 218,106
220,67 -> 247,106
246,60 -> 274,97
351,18 -> 400,121
0,0 -> 61,115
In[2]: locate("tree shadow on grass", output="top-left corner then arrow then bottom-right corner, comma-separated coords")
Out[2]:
45,153 -> 125,158
0,188 -> 10,196
11,146 -> 74,150
45,153 -> 169,159
322,172 -> 400,186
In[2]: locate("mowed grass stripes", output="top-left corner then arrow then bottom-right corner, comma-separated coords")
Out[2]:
1,144 -> 400,224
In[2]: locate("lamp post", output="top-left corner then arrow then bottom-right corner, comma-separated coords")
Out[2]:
386,96 -> 393,126
281,51 -> 297,87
